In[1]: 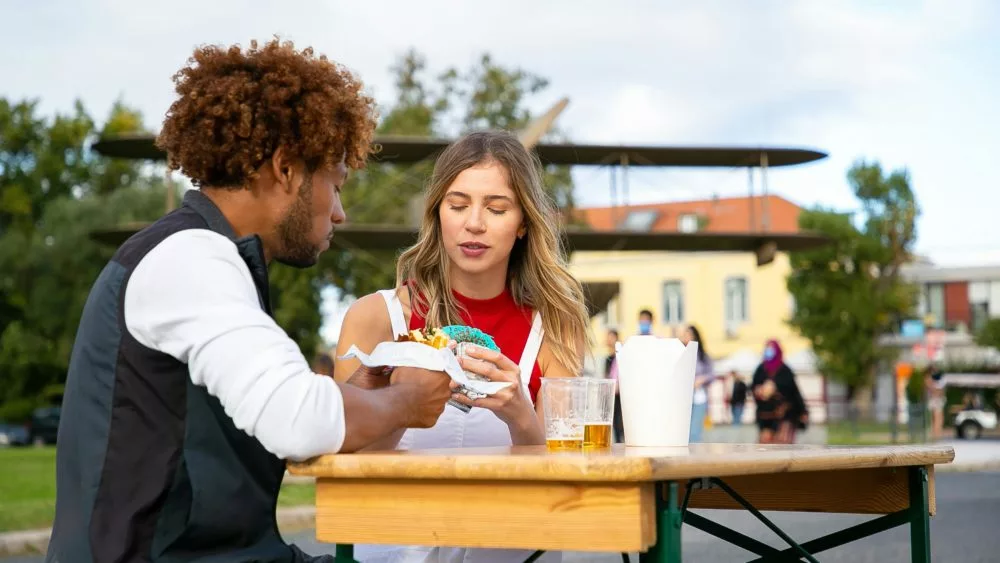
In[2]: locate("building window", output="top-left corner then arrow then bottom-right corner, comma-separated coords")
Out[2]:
970,281 -> 1000,332
922,283 -> 945,328
724,277 -> 749,325
662,281 -> 684,324
620,210 -> 659,232
678,213 -> 700,233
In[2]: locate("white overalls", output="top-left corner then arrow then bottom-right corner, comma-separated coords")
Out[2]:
351,290 -> 560,563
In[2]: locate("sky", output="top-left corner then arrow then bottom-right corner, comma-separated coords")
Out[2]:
4,0 -> 999,341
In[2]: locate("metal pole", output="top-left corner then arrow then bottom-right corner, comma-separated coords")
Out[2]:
908,466 -> 931,563
760,152 -> 770,232
610,165 -> 618,227
620,153 -> 630,208
639,482 -> 683,563
746,167 -> 756,232
891,363 -> 899,444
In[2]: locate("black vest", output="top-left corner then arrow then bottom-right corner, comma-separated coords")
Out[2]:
47,191 -> 325,563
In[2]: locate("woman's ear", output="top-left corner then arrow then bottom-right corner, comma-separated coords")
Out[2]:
517,225 -> 527,239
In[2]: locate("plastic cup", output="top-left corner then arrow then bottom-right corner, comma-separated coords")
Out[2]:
540,378 -> 587,451
584,379 -> 616,449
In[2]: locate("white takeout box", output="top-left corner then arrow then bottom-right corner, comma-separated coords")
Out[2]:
615,336 -> 699,447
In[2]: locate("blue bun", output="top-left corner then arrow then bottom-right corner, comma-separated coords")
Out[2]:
441,325 -> 500,351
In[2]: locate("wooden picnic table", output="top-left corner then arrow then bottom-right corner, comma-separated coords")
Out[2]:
288,443 -> 955,563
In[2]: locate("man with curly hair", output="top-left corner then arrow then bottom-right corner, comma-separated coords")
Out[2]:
47,39 -> 453,563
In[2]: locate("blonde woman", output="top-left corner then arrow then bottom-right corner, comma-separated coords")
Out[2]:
335,130 -> 590,563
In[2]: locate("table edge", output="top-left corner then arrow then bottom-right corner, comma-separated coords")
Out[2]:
287,445 -> 956,482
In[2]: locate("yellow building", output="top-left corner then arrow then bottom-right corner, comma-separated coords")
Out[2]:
573,195 -> 812,367
572,250 -> 810,360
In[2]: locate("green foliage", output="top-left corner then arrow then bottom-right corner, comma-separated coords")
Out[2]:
0,48 -> 573,416
270,264 -> 325,356
0,398 -> 37,424
320,49 -> 575,304
975,318 -> 1000,351
787,160 -> 920,389
0,97 -> 165,419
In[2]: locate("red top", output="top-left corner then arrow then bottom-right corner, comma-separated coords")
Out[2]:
409,287 -> 542,402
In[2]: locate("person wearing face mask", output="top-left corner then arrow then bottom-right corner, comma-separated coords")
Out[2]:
335,130 -> 591,563
750,339 -> 808,444
638,309 -> 655,336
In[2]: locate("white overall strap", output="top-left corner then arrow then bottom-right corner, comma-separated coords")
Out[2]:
377,289 -> 408,338
518,312 -> 544,405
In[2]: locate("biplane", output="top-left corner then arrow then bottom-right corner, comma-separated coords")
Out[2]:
89,99 -> 830,315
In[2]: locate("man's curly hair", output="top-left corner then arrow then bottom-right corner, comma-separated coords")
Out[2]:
156,38 -> 378,189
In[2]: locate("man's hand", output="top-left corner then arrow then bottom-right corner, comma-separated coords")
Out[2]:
346,364 -> 392,391
389,367 -> 452,428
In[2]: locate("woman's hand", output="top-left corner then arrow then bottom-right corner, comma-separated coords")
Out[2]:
450,345 -> 543,443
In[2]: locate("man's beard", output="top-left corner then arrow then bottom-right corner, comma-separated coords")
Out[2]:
275,174 -> 323,268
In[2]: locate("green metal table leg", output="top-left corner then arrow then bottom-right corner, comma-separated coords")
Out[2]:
335,544 -> 356,563
640,482 -> 683,563
909,466 -> 931,563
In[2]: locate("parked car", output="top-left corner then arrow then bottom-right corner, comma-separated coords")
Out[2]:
27,406 -> 61,445
0,422 -> 30,446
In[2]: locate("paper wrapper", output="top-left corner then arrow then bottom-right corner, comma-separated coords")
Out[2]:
339,341 -> 512,400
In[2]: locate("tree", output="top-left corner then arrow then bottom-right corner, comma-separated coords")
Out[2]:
319,49 -> 576,307
786,160 -> 920,395
439,53 -> 575,210
975,318 -> 1000,352
0,97 -> 163,421
0,49 -> 576,419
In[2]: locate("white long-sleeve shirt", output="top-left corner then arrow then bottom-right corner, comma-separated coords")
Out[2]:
123,229 -> 346,460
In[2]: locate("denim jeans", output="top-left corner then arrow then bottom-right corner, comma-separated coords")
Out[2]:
690,402 -> 708,443
731,404 -> 745,425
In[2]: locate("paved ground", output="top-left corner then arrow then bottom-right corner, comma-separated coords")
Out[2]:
939,438 -> 1000,469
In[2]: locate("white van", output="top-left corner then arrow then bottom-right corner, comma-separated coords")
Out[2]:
943,373 -> 1000,440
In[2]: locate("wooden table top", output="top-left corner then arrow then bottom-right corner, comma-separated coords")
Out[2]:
287,443 -> 955,482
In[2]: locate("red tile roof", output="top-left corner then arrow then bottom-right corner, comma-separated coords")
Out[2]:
575,195 -> 803,234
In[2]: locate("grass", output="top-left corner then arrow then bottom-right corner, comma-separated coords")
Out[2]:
0,446 -> 316,534
0,447 -> 57,533
277,482 -> 315,507
826,420 -> 928,446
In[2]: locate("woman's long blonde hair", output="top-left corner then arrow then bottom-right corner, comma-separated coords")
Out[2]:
396,130 -> 592,374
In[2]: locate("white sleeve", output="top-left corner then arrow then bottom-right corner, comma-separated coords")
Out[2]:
123,229 -> 346,460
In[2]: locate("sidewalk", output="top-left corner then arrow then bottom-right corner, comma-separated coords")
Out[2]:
937,438 -> 1000,472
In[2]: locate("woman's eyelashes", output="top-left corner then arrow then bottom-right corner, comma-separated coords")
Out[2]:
447,205 -> 507,216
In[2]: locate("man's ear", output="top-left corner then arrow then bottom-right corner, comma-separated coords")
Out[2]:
269,147 -> 299,195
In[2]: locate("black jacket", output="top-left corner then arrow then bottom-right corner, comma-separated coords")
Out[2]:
47,191 -> 328,563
